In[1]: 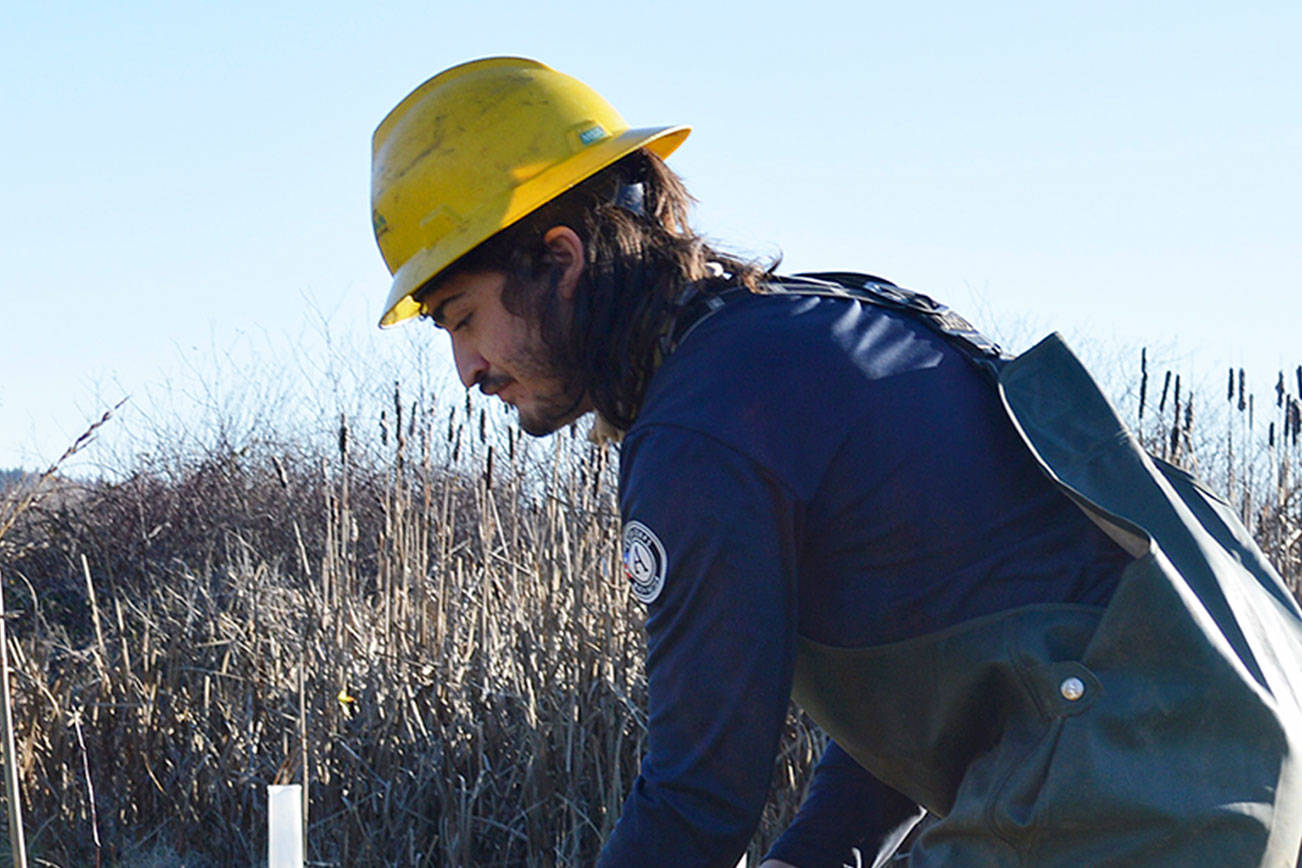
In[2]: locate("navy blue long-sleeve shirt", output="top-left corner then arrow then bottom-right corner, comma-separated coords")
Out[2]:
599,287 -> 1128,867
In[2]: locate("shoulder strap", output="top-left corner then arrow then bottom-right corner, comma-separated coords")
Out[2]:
662,270 -> 1010,379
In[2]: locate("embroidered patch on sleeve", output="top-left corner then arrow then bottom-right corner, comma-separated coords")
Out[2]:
621,520 -> 667,604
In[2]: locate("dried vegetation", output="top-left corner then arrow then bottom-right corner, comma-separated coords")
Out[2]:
0,385 -> 820,866
0,350 -> 1298,866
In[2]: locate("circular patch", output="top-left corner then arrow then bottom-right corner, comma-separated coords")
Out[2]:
621,520 -> 667,604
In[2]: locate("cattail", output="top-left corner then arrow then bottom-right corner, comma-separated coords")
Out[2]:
484,446 -> 494,490
380,409 -> 389,446
393,383 -> 407,461
338,413 -> 349,462
479,409 -> 487,444
1277,372 -> 1286,408
1139,348 -> 1148,421
1160,371 -> 1171,414
1227,367 -> 1234,403
393,382 -> 403,436
1239,369 -> 1247,412
1170,377 -> 1182,460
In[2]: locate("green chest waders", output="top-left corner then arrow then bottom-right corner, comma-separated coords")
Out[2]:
713,275 -> 1302,867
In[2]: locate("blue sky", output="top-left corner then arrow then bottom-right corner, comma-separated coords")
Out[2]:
2,1 -> 1298,469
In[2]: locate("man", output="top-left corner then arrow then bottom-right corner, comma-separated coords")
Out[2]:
370,57 -> 1302,866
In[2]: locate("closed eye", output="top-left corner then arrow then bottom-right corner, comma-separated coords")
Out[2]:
424,291 -> 465,331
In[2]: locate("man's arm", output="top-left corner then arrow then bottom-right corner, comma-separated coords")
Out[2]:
762,741 -> 925,868
603,425 -> 925,866
599,426 -> 801,866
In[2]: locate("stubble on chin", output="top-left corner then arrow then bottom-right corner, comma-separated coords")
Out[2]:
515,384 -> 588,437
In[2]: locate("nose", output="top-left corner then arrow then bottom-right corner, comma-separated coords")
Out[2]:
450,336 -> 488,389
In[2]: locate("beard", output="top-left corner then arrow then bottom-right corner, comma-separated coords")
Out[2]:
501,274 -> 592,436
480,337 -> 588,438
515,382 -> 587,436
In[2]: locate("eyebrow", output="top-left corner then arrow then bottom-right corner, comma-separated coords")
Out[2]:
426,292 -> 464,328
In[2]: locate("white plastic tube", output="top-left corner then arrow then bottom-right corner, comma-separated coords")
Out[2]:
268,784 -> 304,868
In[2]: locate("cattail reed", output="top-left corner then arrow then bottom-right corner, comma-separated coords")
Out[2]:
0,353 -> 1296,866
1139,348 -> 1148,421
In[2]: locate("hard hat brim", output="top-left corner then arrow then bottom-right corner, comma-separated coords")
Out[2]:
378,123 -> 690,328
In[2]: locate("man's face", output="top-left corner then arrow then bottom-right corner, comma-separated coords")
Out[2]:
421,269 -> 590,436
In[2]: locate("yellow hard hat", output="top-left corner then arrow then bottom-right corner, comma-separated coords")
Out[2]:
370,57 -> 691,328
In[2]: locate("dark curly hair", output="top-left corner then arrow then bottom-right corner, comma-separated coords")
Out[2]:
417,150 -> 771,431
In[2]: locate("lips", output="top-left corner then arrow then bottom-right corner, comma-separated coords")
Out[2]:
480,377 -> 517,405
479,375 -> 513,398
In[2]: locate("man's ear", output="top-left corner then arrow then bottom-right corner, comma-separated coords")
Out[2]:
542,226 -> 585,301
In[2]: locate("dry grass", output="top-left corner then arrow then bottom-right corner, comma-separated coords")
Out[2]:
0,350 -> 1297,866
1128,351 -> 1302,590
0,388 -> 822,866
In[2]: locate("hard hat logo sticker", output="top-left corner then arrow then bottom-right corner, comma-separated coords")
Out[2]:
578,125 -> 608,146
621,521 -> 667,604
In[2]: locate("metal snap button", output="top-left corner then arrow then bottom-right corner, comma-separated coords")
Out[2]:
1060,676 -> 1086,701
